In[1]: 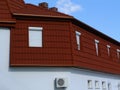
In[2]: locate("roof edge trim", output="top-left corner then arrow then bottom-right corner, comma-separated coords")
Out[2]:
13,13 -> 73,19
72,18 -> 120,46
0,21 -> 16,24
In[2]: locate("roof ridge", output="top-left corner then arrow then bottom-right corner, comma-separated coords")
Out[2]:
26,3 -> 73,18
9,1 -> 73,19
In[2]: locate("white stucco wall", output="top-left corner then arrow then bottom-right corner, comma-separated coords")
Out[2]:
0,28 -> 120,90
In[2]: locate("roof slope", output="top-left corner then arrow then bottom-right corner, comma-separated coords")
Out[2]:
0,0 -> 15,22
7,0 -> 73,18
0,0 -> 119,45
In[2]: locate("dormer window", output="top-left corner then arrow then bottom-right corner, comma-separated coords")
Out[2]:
107,45 -> 111,56
29,27 -> 43,47
117,49 -> 120,59
95,39 -> 99,56
75,31 -> 81,50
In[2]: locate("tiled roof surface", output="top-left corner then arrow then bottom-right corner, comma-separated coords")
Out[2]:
0,0 -> 73,22
8,0 -> 73,18
0,0 -> 119,44
0,0 -> 15,21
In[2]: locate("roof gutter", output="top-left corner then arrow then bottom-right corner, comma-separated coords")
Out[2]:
0,20 -> 16,24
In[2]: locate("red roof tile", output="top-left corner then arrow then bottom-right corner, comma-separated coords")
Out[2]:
0,0 -> 15,22
7,0 -> 73,18
0,0 -> 119,45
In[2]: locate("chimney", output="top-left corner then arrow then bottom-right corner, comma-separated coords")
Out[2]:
39,2 -> 48,9
49,7 -> 58,12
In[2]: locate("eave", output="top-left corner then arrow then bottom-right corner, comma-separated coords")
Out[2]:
71,18 -> 120,46
0,20 -> 16,27
13,13 -> 74,19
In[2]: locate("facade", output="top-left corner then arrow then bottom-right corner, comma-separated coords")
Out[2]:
0,0 -> 120,90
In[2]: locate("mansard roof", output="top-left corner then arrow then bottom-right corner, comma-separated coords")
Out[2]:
0,0 -> 119,45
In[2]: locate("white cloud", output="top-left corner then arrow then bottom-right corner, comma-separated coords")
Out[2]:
56,0 -> 82,14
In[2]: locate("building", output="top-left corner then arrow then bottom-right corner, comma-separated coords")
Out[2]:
0,0 -> 120,90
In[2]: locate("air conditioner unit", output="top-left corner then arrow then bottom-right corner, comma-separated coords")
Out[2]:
55,78 -> 68,88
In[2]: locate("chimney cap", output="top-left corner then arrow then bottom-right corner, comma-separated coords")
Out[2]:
49,7 -> 58,12
39,2 -> 48,8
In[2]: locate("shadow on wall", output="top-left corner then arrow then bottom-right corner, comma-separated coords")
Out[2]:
54,87 -> 66,90
70,68 -> 120,80
8,67 -> 70,73
9,67 -> 120,80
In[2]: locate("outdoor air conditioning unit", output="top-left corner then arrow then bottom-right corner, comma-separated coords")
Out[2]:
55,78 -> 68,88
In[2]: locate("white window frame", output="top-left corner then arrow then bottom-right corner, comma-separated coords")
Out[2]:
28,27 -> 43,47
75,31 -> 81,50
107,45 -> 111,56
95,39 -> 99,56
117,49 -> 120,59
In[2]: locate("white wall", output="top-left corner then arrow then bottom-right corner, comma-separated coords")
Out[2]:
70,68 -> 120,90
0,28 -> 120,90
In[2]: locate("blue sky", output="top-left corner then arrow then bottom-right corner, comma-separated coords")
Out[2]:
24,0 -> 120,42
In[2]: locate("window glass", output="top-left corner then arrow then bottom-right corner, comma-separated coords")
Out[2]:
108,83 -> 112,90
95,39 -> 99,56
102,81 -> 106,89
75,31 -> 81,50
88,80 -> 92,89
95,81 -> 100,89
29,27 -> 43,47
118,83 -> 120,90
107,45 -> 111,56
117,49 -> 120,59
